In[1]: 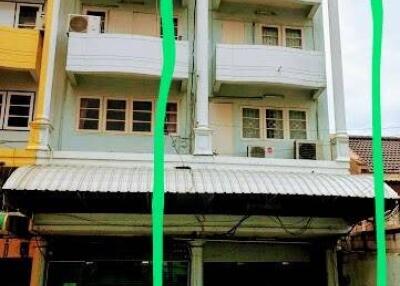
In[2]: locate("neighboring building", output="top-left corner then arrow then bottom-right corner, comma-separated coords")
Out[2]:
0,1 -> 398,286
339,136 -> 400,286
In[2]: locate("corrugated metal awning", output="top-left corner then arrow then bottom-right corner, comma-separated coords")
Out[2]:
3,165 -> 399,199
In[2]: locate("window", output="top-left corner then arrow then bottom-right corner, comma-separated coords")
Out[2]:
4,92 -> 34,130
78,97 -> 101,130
266,109 -> 284,139
285,28 -> 303,49
86,10 -> 107,33
160,17 -> 179,40
0,92 -> 5,128
242,108 -> 260,138
289,110 -> 307,139
164,102 -> 178,134
261,26 -> 279,46
132,101 -> 152,133
105,99 -> 127,131
16,4 -> 42,29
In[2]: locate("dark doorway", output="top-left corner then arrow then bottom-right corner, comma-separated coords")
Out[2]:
0,259 -> 32,286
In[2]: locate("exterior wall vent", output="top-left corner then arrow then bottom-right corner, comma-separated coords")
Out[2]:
247,146 -> 266,158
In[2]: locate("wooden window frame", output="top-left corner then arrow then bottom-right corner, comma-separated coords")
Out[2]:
76,96 -> 103,132
3,91 -> 34,131
164,101 -> 179,136
131,99 -> 154,135
15,3 -> 43,29
265,108 -> 285,139
288,109 -> 308,139
283,26 -> 304,49
241,106 -> 262,140
260,25 -> 281,46
103,97 -> 128,133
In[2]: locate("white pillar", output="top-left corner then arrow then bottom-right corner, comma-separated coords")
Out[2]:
190,240 -> 204,286
327,0 -> 349,161
193,0 -> 213,155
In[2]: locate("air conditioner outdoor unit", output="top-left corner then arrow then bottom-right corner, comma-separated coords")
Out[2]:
247,146 -> 266,158
68,14 -> 101,34
295,140 -> 318,160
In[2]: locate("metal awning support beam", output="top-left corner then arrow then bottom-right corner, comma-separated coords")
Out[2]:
31,213 -> 351,238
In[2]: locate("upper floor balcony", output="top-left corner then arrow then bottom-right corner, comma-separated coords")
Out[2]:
215,44 -> 326,90
66,32 -> 189,82
0,27 -> 42,81
213,0 -> 325,91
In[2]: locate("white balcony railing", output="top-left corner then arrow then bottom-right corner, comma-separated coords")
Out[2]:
216,44 -> 326,89
66,33 -> 189,79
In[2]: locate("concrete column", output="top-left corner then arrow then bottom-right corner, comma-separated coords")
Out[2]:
193,0 -> 212,155
326,246 -> 339,286
27,0 -> 61,151
29,238 -> 47,286
326,0 -> 349,162
190,240 -> 204,286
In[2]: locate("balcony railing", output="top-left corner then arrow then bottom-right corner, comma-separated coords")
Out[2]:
215,44 -> 326,89
66,33 -> 189,79
0,27 -> 42,80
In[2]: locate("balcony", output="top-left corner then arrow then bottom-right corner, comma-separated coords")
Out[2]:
215,44 -> 326,90
66,33 -> 189,82
0,27 -> 42,80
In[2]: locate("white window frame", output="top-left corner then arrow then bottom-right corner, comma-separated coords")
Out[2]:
0,91 -> 6,129
15,3 -> 43,29
164,101 -> 179,136
240,106 -> 308,140
76,96 -> 103,132
103,97 -> 128,133
131,98 -> 154,135
260,25 -> 281,46
4,91 -> 34,131
83,6 -> 109,33
241,106 -> 262,140
288,109 -> 309,139
283,26 -> 304,49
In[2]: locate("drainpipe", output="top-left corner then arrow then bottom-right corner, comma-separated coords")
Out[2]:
27,0 -> 61,152
193,0 -> 213,155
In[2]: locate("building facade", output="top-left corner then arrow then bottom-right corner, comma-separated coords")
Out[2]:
0,1 -> 398,286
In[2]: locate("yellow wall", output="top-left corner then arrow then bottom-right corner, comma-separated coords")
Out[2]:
0,27 -> 42,78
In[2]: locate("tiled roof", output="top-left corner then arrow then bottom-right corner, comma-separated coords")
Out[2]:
3,165 -> 399,199
349,136 -> 400,174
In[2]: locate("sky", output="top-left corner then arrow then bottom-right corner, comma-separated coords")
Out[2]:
324,0 -> 400,136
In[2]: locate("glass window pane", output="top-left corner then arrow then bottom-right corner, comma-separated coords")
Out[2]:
10,94 -> 31,105
267,129 -> 284,139
81,98 -> 100,109
166,103 -> 177,112
243,108 -> 259,119
290,130 -> 307,139
262,27 -> 279,46
9,105 -> 30,116
133,101 -> 152,111
289,110 -> 306,120
133,112 -> 152,121
266,109 -> 283,119
289,120 -> 306,130
107,110 -> 125,121
80,109 -> 99,119
18,5 -> 40,28
107,100 -> 126,110
133,122 -> 151,132
243,128 -> 260,139
285,28 -> 302,48
79,119 -> 98,130
7,116 -> 29,127
106,121 -> 125,131
164,123 -> 177,134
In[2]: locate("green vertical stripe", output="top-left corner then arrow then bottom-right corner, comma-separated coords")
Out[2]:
152,0 -> 176,286
370,1 -> 387,286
